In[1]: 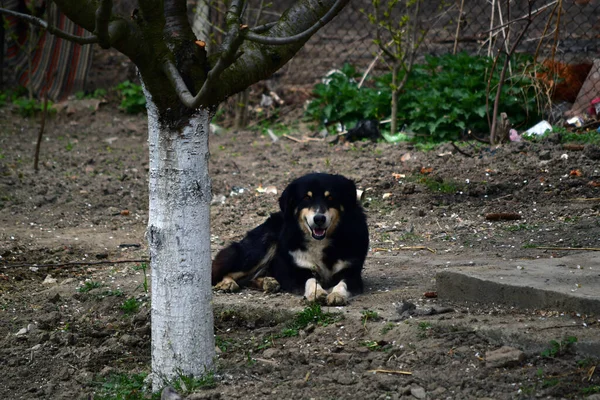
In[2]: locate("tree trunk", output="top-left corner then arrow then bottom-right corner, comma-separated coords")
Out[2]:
145,87 -> 215,388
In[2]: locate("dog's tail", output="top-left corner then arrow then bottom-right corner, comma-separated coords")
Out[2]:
211,213 -> 282,286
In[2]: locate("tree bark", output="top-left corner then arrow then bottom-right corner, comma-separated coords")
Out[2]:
145,85 -> 215,388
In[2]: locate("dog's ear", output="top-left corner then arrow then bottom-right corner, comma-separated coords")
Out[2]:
278,182 -> 297,215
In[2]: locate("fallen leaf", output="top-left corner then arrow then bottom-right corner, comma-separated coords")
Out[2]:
401,153 -> 411,162
420,167 -> 433,175
392,173 -> 406,179
570,169 -> 583,177
120,210 -> 130,216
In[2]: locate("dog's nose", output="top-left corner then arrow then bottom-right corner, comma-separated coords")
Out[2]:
313,214 -> 327,227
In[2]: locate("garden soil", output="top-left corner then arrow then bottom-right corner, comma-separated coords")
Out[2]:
1,101 -> 600,400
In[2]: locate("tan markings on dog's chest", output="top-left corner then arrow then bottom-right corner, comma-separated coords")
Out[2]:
289,240 -> 350,283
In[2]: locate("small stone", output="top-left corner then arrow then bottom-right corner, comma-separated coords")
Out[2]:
410,386 -> 427,399
15,327 -> 28,336
538,150 -> 552,160
485,346 -> 525,368
42,275 -> 58,285
262,348 -> 279,359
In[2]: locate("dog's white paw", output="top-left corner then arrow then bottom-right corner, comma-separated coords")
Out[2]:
214,277 -> 240,292
304,278 -> 327,303
326,291 -> 348,306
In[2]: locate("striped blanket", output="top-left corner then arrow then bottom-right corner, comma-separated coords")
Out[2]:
3,0 -> 94,101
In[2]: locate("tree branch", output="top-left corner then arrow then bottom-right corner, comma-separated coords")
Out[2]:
0,7 -> 98,44
242,0 -> 345,45
163,0 -> 246,108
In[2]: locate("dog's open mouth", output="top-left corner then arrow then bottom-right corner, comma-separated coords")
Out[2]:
311,228 -> 327,240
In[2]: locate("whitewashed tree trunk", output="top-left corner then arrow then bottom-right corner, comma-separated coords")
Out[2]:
145,88 -> 215,388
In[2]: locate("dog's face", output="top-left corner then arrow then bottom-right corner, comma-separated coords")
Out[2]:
279,173 -> 358,241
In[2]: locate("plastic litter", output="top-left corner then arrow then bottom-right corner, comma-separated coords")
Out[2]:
525,120 -> 552,136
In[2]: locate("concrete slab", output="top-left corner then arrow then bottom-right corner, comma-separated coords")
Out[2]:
436,252 -> 600,315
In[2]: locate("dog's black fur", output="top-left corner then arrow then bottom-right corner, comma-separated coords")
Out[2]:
212,173 -> 369,305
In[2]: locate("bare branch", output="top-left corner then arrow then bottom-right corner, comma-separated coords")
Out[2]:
242,0 -> 345,45
163,0 -> 246,108
95,0 -> 112,48
250,21 -> 277,33
0,7 -> 98,44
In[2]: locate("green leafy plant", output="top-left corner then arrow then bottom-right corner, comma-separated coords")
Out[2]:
361,310 -> 381,325
116,80 -> 146,114
306,53 -> 540,142
134,263 -> 149,293
360,339 -> 392,351
77,280 -> 102,293
121,297 -> 140,315
93,372 -> 158,400
541,336 -> 578,358
281,303 -> 342,337
12,96 -> 55,117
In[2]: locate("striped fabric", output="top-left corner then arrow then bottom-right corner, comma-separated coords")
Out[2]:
3,0 -> 94,101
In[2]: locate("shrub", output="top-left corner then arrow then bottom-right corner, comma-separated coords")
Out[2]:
306,53 -> 541,142
116,80 -> 146,114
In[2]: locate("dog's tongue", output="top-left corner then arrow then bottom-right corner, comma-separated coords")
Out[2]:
313,228 -> 326,237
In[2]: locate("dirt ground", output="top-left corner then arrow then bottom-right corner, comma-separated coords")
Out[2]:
1,97 -> 600,400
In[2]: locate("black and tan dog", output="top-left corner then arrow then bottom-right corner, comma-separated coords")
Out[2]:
212,173 -> 369,306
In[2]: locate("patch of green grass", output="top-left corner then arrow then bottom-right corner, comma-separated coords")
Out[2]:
77,280 -> 102,293
93,372 -> 158,400
280,304 -> 342,338
541,336 -> 577,358
522,243 -> 538,249
121,297 -> 140,315
417,322 -> 433,338
581,385 -> 600,395
171,370 -> 216,392
99,289 -> 124,297
381,322 -> 395,334
420,177 -> 459,194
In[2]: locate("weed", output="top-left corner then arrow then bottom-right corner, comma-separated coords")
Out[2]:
541,336 -> 577,358
215,336 -> 234,352
360,340 -> 392,351
361,310 -> 381,325
77,280 -> 102,293
420,177 -> 459,194
134,263 -> 149,293
12,97 -> 55,118
121,297 -> 140,315
172,370 -> 216,392
65,142 -> 75,152
381,322 -> 395,334
93,372 -> 157,400
581,385 -> 600,395
100,289 -> 124,297
280,304 -> 342,338
116,81 -> 146,114
417,322 -> 432,338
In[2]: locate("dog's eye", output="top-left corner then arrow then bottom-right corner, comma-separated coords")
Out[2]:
327,195 -> 334,201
